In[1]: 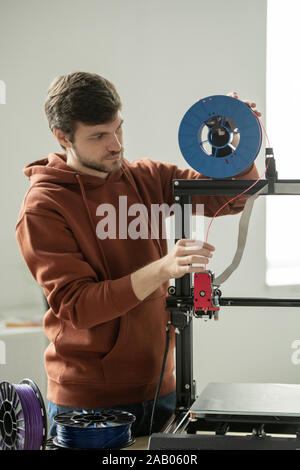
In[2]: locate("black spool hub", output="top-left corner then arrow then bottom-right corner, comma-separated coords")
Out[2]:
210,126 -> 230,147
198,115 -> 240,159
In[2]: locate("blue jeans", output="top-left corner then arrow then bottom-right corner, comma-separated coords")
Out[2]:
47,391 -> 176,439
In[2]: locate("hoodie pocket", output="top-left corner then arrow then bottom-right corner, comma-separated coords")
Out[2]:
101,295 -> 171,384
46,317 -> 129,386
46,341 -> 107,385
101,315 -> 129,383
56,356 -> 106,385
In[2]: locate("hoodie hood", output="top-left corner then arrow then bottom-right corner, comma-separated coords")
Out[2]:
23,152 -> 125,187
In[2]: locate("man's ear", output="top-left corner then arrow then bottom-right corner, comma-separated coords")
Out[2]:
53,128 -> 73,149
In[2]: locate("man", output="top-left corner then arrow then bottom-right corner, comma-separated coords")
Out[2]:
15,72 -> 260,438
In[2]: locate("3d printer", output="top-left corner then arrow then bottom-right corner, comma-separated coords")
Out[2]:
148,95 -> 300,450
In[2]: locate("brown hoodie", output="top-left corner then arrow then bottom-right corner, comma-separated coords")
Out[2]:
15,153 -> 259,407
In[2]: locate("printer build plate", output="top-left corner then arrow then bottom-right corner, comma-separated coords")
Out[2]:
190,382 -> 300,418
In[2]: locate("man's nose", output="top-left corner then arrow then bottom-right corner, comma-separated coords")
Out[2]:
108,133 -> 122,152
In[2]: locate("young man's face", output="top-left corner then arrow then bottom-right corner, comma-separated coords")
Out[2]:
56,111 -> 124,176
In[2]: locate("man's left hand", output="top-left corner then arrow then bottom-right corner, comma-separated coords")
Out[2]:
227,91 -> 262,118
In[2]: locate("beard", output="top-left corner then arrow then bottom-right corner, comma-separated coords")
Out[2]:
72,145 -> 124,174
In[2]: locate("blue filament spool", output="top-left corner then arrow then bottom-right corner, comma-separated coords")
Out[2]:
178,95 -> 262,178
53,409 -> 136,450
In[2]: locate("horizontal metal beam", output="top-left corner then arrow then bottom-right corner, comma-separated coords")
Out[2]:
166,295 -> 300,309
220,297 -> 300,307
173,179 -> 300,196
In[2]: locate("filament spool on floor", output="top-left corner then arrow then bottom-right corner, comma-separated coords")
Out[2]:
0,379 -> 47,450
178,95 -> 262,178
53,409 -> 136,450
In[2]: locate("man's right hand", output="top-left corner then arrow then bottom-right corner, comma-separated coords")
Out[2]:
159,239 -> 215,281
131,239 -> 215,302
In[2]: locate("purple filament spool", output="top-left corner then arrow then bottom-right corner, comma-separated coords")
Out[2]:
0,379 -> 47,450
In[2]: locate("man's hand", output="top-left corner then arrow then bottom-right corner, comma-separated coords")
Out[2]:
131,239 -> 215,301
227,91 -> 262,118
159,239 -> 215,280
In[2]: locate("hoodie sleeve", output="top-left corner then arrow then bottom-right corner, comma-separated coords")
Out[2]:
15,210 -> 143,329
153,161 -> 260,217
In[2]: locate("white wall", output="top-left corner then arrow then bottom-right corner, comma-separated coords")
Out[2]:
2,0 -> 298,399
0,327 -> 48,402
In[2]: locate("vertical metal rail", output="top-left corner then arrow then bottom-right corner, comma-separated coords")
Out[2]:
172,193 -> 195,410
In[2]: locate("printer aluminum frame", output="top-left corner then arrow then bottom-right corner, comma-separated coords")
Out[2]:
150,166 -> 300,449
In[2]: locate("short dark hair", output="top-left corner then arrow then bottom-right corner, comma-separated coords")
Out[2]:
44,71 -> 122,150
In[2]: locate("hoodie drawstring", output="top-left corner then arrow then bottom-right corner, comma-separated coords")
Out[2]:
122,165 -> 164,259
74,173 -> 112,278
